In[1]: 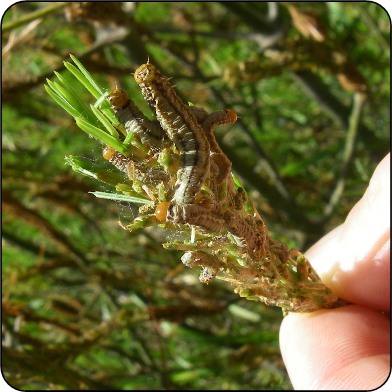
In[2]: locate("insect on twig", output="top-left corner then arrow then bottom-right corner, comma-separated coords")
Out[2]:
48,57 -> 350,313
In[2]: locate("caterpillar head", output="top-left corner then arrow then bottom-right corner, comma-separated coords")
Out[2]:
134,63 -> 157,84
103,146 -> 115,160
225,109 -> 238,124
107,89 -> 128,109
155,201 -> 170,221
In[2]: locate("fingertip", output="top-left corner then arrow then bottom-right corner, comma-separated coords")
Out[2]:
304,154 -> 390,310
280,305 -> 390,390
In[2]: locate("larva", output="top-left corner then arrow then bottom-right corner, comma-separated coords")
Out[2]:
134,63 -> 210,205
154,202 -> 226,233
201,109 -> 237,184
268,237 -> 289,263
103,146 -> 170,185
107,88 -> 168,149
233,187 -> 247,210
223,209 -> 267,260
181,251 -> 222,283
188,106 -> 210,123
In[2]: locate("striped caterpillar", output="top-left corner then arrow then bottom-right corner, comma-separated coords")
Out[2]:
223,209 -> 267,260
107,88 -> 168,149
155,201 -> 225,234
188,106 -> 209,123
134,62 -> 210,205
131,63 -> 268,261
103,146 -> 170,185
201,109 -> 237,184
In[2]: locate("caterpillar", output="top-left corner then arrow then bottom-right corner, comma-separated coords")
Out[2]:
268,237 -> 289,263
155,201 -> 225,234
103,146 -> 170,185
167,203 -> 226,234
188,106 -> 209,123
134,62 -> 210,205
201,109 -> 237,184
223,209 -> 267,260
107,88 -> 168,149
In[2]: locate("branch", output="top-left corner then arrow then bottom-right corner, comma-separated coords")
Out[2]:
2,2 -> 69,33
289,70 -> 378,149
323,92 -> 367,218
2,190 -> 89,270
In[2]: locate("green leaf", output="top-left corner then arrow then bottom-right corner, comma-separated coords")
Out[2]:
53,71 -> 92,120
63,61 -> 102,99
69,54 -> 104,98
45,84 -> 80,118
90,105 -> 121,140
75,117 -> 128,154
90,191 -> 150,204
65,155 -> 128,186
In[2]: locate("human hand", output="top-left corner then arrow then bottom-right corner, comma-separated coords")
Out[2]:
280,153 -> 390,390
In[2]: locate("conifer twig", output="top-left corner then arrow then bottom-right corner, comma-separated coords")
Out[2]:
46,57 -> 350,314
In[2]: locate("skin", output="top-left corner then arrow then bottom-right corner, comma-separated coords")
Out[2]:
280,153 -> 390,390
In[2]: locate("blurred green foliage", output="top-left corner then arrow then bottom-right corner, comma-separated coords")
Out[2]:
2,2 -> 390,390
